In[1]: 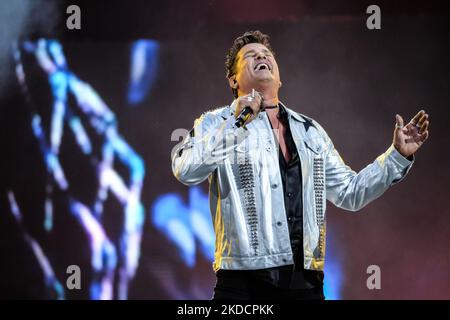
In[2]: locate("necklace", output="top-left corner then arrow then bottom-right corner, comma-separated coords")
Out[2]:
263,104 -> 282,131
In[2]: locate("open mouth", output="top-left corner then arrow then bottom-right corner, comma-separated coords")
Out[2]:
254,62 -> 271,72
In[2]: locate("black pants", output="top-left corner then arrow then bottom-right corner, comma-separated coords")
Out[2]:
212,271 -> 325,300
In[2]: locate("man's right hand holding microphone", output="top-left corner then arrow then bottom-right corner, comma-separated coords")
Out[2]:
234,89 -> 263,128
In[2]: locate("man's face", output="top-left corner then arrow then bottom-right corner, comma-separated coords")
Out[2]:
231,42 -> 280,96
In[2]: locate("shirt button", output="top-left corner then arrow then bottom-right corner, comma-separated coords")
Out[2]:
271,183 -> 278,189
288,217 -> 292,222
266,146 -> 272,152
287,192 -> 293,198
276,221 -> 282,226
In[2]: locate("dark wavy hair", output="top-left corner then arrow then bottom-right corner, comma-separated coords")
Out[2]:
225,30 -> 275,98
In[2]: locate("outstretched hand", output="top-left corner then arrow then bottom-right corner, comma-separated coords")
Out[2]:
393,110 -> 429,158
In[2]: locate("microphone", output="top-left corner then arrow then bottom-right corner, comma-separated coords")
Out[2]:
234,106 -> 253,128
234,89 -> 258,128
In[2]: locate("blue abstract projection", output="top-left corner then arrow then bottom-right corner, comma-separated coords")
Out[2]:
323,232 -> 343,300
127,40 -> 159,105
7,191 -> 65,300
151,186 -> 215,268
13,39 -> 147,300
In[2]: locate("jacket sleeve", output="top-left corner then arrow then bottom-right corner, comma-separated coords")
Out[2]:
325,136 -> 415,212
171,111 -> 250,186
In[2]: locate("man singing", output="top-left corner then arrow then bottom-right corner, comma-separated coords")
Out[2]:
171,30 -> 430,300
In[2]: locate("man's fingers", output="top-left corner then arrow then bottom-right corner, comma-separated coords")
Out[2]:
410,110 -> 425,125
419,120 -> 429,134
395,114 -> 404,129
417,113 -> 428,127
421,130 -> 429,141
237,91 -> 263,122
251,90 -> 263,112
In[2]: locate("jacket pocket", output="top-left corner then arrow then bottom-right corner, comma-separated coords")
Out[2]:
304,138 -> 327,155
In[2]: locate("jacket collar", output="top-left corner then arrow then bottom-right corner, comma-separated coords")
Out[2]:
279,102 -> 305,122
229,99 -> 306,123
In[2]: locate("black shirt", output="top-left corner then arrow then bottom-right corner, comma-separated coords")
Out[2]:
217,104 -> 323,290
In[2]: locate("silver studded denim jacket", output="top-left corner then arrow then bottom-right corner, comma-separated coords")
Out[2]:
172,100 -> 414,272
